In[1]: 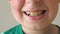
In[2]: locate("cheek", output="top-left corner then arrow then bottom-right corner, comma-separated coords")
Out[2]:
11,0 -> 25,10
44,0 -> 58,20
48,4 -> 58,21
10,0 -> 25,23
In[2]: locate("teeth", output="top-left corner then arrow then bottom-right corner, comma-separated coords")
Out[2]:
30,12 -> 40,16
23,10 -> 46,16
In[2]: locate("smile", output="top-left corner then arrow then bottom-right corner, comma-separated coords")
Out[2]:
22,10 -> 48,20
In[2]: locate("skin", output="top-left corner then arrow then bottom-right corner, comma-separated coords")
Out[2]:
9,0 -> 60,34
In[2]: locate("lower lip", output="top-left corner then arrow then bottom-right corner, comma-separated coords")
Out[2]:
23,13 -> 45,20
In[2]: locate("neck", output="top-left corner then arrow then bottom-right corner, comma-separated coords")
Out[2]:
22,24 -> 55,34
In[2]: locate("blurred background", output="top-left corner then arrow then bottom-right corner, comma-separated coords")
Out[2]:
0,0 -> 60,33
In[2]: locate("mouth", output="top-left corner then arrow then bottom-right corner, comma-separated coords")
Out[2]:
22,10 -> 48,20
23,10 -> 47,16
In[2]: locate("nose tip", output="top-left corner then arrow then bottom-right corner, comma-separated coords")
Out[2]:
26,0 -> 42,7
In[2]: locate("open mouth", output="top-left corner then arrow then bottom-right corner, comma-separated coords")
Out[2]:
22,10 -> 47,17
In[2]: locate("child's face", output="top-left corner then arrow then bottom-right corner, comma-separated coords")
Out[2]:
9,0 -> 59,29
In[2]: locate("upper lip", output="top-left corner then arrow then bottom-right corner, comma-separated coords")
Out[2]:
22,9 -> 48,13
22,7 -> 49,11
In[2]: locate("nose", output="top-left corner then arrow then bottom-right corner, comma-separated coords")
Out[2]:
26,0 -> 43,8
22,0 -> 43,11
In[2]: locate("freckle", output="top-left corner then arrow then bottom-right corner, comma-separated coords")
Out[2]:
27,2 -> 30,4
31,8 -> 34,10
35,2 -> 40,4
35,1 -> 38,4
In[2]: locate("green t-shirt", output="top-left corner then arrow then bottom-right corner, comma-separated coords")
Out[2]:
1,24 -> 24,34
1,24 -> 60,34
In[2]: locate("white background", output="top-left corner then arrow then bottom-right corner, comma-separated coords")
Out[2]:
0,0 -> 60,33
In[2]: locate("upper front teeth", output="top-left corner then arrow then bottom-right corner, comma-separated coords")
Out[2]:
30,12 -> 41,16
23,10 -> 47,16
